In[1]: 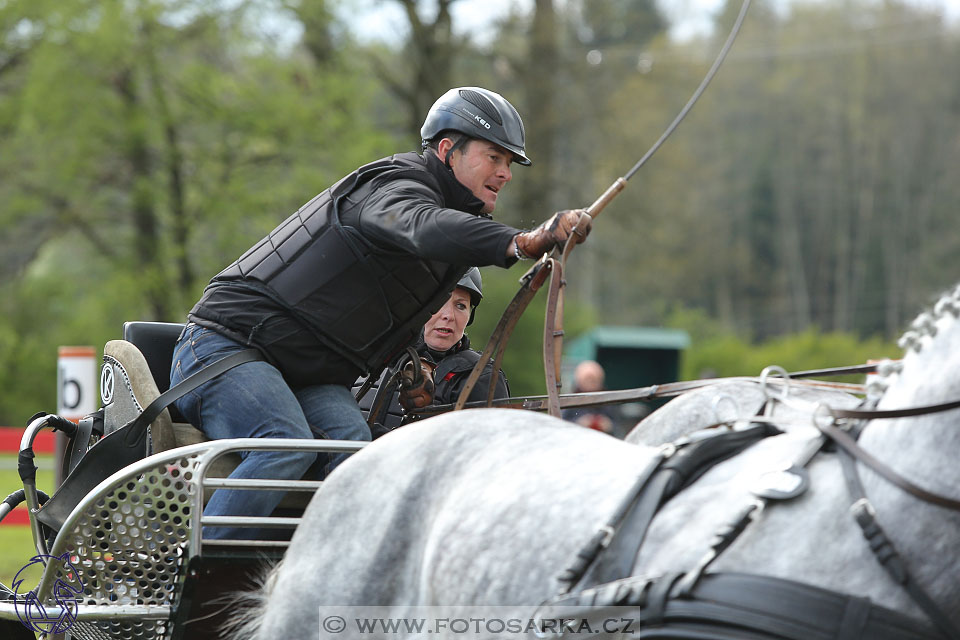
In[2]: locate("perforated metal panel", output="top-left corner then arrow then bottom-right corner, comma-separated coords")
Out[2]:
70,618 -> 170,640
37,452 -> 201,640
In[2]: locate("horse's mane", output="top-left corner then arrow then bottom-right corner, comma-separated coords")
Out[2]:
868,285 -> 960,401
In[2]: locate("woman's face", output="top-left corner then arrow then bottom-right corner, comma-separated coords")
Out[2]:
423,287 -> 473,352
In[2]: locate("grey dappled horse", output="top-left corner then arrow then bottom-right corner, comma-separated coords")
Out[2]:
234,288 -> 960,639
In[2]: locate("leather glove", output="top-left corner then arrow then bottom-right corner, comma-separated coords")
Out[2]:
515,209 -> 591,259
398,358 -> 436,411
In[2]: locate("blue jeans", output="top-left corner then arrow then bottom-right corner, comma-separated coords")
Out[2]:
170,323 -> 371,539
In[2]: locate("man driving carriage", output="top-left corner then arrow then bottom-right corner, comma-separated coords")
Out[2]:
170,86 -> 591,539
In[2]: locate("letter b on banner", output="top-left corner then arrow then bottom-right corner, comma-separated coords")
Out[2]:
56,346 -> 96,488
57,346 -> 96,420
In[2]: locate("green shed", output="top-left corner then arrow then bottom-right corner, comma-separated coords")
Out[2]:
563,326 -> 691,391
562,326 -> 690,432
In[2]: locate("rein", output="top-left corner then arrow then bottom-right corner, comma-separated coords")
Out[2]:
415,369 -> 869,418
816,414 -> 960,512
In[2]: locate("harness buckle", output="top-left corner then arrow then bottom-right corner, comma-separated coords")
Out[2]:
658,443 -> 678,459
597,525 -> 616,549
850,497 -> 876,519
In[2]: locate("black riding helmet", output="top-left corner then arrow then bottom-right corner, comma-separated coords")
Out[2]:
457,267 -> 483,326
421,87 -> 531,166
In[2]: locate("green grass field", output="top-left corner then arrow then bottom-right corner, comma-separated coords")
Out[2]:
0,454 -> 54,590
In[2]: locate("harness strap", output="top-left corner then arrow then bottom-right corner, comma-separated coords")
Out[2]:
830,397 -> 960,421
545,572 -> 942,640
580,471 -> 673,590
557,450 -> 668,593
836,595 -> 873,640
455,260 -> 551,410
836,447 -> 960,640
122,347 -> 264,448
542,257 -> 564,417
815,419 -> 960,512
558,424 -> 777,595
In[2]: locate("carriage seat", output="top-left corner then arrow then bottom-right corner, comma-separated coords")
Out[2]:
104,322 -> 313,508
104,321 -> 236,470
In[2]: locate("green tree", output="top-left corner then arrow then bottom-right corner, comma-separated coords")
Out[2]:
0,0 -> 391,424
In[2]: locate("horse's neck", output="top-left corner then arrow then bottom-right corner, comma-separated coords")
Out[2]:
868,314 -> 960,492
857,315 -> 960,620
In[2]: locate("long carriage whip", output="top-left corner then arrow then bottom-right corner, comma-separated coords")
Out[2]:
454,0 -> 753,417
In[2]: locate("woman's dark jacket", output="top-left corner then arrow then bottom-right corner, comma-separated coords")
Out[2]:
354,334 -> 511,436
187,152 -> 518,388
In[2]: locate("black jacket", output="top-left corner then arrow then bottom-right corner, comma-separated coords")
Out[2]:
355,334 -> 510,436
188,152 -> 518,387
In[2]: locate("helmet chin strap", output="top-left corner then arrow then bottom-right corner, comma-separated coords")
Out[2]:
444,136 -> 468,169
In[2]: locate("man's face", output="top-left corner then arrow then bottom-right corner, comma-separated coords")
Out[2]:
445,139 -> 513,213
423,287 -> 472,352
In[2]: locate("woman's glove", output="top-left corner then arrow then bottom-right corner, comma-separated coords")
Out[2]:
399,358 -> 436,411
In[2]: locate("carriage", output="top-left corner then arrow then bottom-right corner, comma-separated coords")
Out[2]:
0,312 -> 892,640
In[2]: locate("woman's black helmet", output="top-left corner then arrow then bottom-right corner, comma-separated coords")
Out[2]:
421,87 -> 531,166
456,267 -> 483,325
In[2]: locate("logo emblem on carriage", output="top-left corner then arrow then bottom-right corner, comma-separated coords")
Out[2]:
12,553 -> 85,634
100,363 -> 114,405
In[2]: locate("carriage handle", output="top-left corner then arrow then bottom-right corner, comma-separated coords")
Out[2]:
18,413 -> 78,555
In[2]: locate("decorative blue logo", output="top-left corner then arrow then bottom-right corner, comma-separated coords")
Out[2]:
12,553 -> 85,635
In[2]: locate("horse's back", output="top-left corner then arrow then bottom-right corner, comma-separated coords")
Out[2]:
256,410 -> 658,637
627,379 -> 860,445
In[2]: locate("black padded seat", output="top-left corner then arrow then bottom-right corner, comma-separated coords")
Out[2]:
123,321 -> 187,422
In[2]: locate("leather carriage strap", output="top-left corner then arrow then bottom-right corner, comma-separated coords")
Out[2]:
830,397 -> 960,422
122,347 -> 265,449
557,424 -> 776,596
545,571 -> 942,640
816,398 -> 960,639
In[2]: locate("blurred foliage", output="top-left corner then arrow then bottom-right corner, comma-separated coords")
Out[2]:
667,305 -> 899,380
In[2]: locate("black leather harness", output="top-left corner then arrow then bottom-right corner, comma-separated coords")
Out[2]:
545,572 -> 941,640
550,396 -> 960,640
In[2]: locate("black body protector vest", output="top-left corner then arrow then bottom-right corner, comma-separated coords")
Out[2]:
203,154 -> 473,379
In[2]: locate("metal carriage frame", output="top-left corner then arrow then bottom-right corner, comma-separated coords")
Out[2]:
2,416 -> 363,639
0,322 -> 368,640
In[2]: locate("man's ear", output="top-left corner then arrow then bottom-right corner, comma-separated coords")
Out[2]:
436,137 -> 455,159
